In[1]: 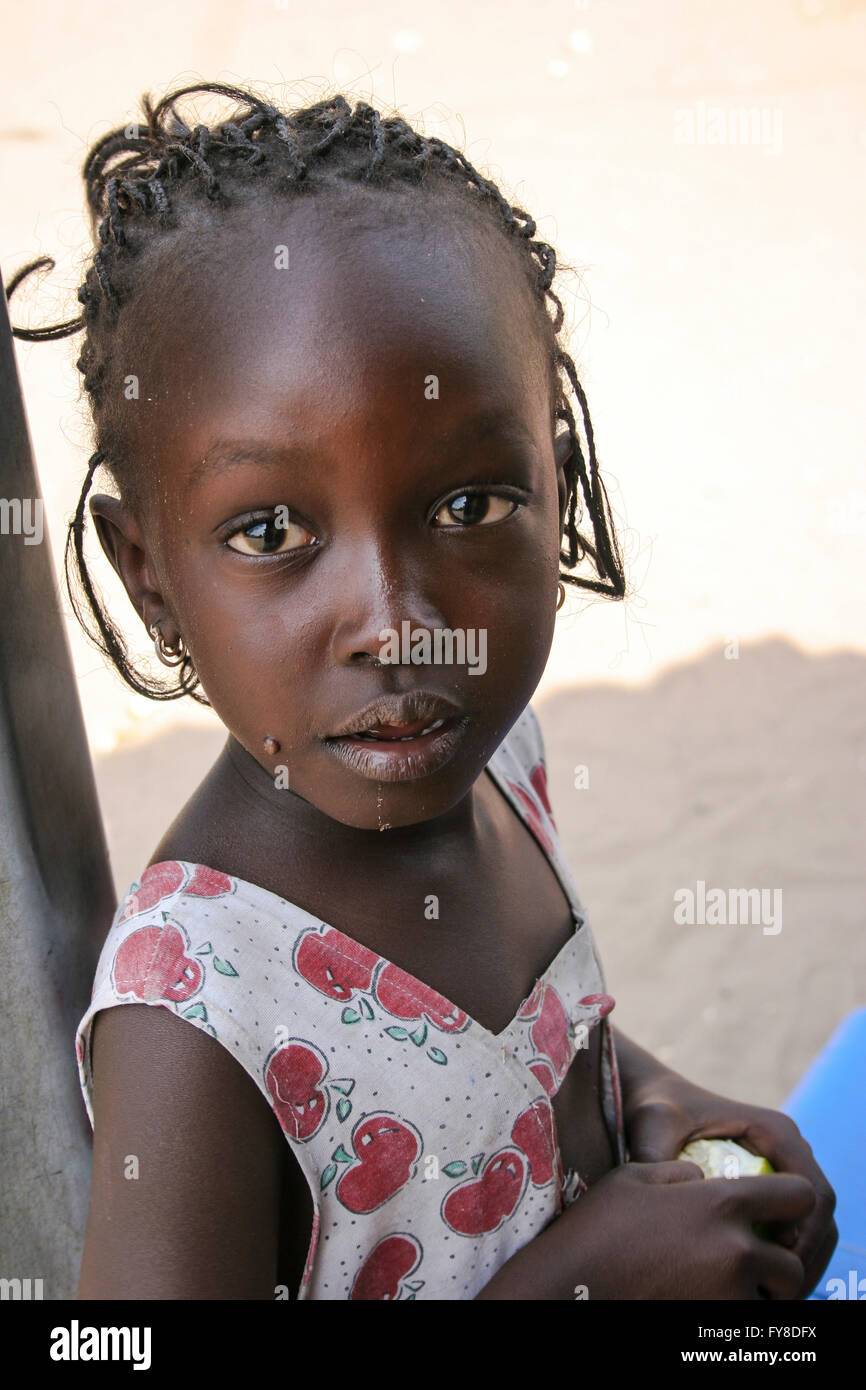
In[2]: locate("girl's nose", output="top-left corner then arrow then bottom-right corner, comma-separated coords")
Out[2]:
333,601 -> 447,669
327,536 -> 445,669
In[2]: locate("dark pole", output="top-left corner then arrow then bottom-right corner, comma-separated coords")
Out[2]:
0,274 -> 116,1298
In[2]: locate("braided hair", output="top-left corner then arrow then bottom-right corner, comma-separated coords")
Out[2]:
6,80 -> 626,704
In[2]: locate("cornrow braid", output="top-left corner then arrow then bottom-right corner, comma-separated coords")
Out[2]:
6,80 -> 626,703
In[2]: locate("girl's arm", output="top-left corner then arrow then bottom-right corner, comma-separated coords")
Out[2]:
611,1025 -> 681,1120
78,1004 -> 289,1299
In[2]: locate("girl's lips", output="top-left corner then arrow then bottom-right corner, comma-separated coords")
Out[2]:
322,715 -> 470,783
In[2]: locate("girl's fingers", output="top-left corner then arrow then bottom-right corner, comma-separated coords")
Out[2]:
752,1239 -> 807,1301
639,1158 -> 706,1183
741,1119 -> 837,1277
796,1218 -> 840,1300
725,1173 -> 817,1223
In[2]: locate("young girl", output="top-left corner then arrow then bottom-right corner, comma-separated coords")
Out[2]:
10,81 -> 835,1300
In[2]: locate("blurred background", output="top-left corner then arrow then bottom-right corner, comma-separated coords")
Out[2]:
2,0 -> 864,1108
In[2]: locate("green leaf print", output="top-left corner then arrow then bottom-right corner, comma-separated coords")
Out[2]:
213,956 -> 239,976
182,1003 -> 208,1022
195,942 -> 213,955
332,1145 -> 353,1165
320,1163 -> 337,1190
426,1047 -> 448,1065
341,1007 -> 361,1024
470,1153 -> 485,1176
359,997 -> 375,1020
329,1079 -> 355,1096
204,1024 -> 218,1039
405,1280 -> 425,1292
384,1026 -> 409,1041
409,1022 -> 428,1046
336,1098 -> 352,1123
441,1161 -> 468,1178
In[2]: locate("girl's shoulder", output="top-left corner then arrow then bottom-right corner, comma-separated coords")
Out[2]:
74,859 -> 303,1129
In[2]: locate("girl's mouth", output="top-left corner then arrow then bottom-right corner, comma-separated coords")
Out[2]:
322,715 -> 470,782
350,716 -> 449,741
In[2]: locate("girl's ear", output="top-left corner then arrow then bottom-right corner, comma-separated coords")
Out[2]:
88,493 -> 167,632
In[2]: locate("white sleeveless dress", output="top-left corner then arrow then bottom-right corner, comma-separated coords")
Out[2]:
75,703 -> 626,1300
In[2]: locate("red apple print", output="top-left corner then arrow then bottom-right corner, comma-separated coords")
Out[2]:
516,979 -> 545,1021
265,1039 -> 330,1141
442,1147 -> 527,1236
578,992 -> 616,1018
528,1058 -> 557,1097
511,1098 -> 559,1187
118,861 -> 185,921
112,922 -> 203,1003
350,1233 -> 423,1301
336,1113 -> 423,1213
294,927 -> 380,1002
506,780 -> 556,860
530,984 -> 572,1081
375,962 -> 469,1033
529,761 -> 557,829
185,865 -> 234,897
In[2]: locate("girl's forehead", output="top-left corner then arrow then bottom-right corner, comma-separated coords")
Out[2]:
117,193 -> 553,476
128,192 -> 547,388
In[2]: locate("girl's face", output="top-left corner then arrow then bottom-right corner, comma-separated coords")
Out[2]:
93,191 -> 570,831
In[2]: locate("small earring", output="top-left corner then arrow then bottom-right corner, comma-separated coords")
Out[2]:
149,622 -> 187,668
263,736 -> 281,756
556,581 -> 567,611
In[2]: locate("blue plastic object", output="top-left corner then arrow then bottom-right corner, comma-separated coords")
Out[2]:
779,1006 -> 866,1301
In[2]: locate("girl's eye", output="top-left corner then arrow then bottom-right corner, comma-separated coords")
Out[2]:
432,492 -> 519,528
225,513 -> 315,556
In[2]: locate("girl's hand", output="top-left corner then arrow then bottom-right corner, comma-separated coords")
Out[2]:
476,1159 -> 815,1300
478,1158 -> 816,1299
622,1071 -> 839,1299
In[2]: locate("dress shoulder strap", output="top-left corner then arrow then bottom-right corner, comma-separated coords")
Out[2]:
74,862 -> 274,1128
490,704 -> 589,926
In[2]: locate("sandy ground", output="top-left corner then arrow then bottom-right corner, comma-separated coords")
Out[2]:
93,636 -> 866,1111
2,3 -> 864,1112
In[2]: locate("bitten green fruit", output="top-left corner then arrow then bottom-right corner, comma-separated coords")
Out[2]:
678,1138 -> 774,1179
677,1138 -> 776,1239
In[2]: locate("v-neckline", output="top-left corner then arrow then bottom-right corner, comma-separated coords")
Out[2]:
152,737 -> 583,1044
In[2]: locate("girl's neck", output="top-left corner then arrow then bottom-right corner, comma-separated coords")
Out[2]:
220,733 -> 488,870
